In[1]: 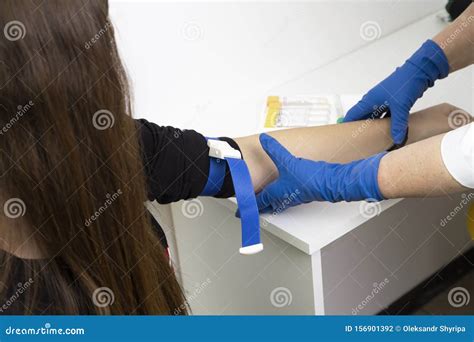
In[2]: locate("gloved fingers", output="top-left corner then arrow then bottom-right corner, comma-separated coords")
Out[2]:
255,190 -> 272,213
259,133 -> 295,168
343,99 -> 376,122
269,197 -> 293,214
236,203 -> 273,218
389,106 -> 409,145
255,182 -> 280,213
261,206 -> 275,214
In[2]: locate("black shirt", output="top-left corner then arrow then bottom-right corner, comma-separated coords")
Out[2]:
137,118 -> 240,203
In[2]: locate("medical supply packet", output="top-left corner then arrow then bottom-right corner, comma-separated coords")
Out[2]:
263,94 -> 360,128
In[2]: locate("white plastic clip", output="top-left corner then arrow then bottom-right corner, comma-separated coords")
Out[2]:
207,139 -> 242,160
239,243 -> 264,255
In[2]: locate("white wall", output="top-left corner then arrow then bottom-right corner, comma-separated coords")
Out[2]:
109,0 -> 445,137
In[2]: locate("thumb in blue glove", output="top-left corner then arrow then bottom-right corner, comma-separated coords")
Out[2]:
256,133 -> 386,214
343,39 -> 449,144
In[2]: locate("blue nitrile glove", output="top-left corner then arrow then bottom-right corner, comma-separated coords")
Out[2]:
255,134 -> 386,213
343,39 -> 449,144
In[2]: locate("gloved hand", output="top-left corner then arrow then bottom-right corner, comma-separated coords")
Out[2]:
343,39 -> 449,144
256,134 -> 386,213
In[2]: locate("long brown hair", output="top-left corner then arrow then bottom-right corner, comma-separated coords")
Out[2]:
0,0 -> 186,314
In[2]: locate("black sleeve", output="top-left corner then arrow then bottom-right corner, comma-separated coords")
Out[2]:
136,118 -> 241,204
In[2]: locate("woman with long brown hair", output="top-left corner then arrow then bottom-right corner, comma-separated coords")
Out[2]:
0,0 -> 188,314
0,0 -> 470,315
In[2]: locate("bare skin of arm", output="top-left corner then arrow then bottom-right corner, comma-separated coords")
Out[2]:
377,131 -> 468,198
235,103 -> 471,193
433,3 -> 473,73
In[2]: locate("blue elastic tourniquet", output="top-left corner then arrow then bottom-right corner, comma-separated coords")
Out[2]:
225,158 -> 261,247
200,138 -> 261,249
200,157 -> 226,196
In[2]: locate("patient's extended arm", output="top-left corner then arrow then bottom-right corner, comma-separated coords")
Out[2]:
378,129 -> 471,198
236,103 -> 466,193
433,3 -> 474,73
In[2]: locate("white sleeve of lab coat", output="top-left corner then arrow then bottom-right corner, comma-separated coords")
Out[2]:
441,123 -> 474,189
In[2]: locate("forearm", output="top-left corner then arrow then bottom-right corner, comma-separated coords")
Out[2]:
236,104 -> 461,192
433,3 -> 473,72
378,133 -> 467,198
